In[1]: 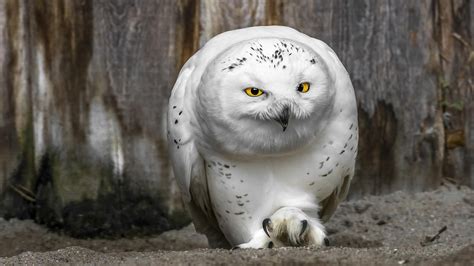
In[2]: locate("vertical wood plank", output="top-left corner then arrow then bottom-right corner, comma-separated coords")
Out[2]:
0,0 -> 9,198
437,0 -> 474,187
199,0 -> 268,45
0,0 -> 35,219
1,0 -> 198,236
87,0 -> 192,230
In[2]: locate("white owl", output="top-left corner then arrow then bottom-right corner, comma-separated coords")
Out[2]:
167,26 -> 358,249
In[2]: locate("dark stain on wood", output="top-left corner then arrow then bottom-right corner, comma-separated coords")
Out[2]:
33,0 -> 94,141
1,0 -> 36,219
175,0 -> 200,69
352,102 -> 398,196
265,0 -> 283,25
32,151 -> 180,237
434,0 -> 473,186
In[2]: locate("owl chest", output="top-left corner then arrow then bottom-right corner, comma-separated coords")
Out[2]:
205,133 -> 357,211
204,127 -> 357,245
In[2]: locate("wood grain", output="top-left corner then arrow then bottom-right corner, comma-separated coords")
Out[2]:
200,0 -> 269,45
437,0 -> 474,187
0,0 -> 35,219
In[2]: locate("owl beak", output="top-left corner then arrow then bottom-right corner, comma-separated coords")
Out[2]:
274,106 -> 290,131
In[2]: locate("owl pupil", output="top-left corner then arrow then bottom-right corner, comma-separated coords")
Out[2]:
297,84 -> 304,92
251,88 -> 259,95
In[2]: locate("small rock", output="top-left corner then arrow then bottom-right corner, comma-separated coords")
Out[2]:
462,197 -> 474,205
354,203 -> 372,214
343,220 -> 353,228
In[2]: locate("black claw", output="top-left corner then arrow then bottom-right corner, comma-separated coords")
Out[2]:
300,220 -> 308,237
231,246 -> 241,250
324,237 -> 330,246
267,241 -> 274,248
262,218 -> 271,238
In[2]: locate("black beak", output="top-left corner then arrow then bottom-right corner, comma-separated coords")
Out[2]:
274,106 -> 290,131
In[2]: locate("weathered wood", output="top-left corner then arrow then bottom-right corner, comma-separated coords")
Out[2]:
199,0 -> 269,45
437,0 -> 474,187
0,0 -> 35,219
0,0 -> 10,202
0,0 -> 197,236
0,0 -> 472,236
470,0 -> 474,187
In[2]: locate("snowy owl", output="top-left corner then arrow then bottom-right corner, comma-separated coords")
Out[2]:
167,26 -> 358,249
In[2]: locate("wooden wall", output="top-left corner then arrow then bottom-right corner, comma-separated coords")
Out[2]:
0,0 -> 472,236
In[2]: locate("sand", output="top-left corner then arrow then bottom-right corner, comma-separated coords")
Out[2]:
0,184 -> 473,265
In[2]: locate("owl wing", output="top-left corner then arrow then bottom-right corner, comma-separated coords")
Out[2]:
167,58 -> 230,248
300,34 -> 356,223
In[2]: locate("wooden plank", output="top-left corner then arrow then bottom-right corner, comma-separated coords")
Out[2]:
199,0 -> 269,45
438,0 -> 474,187
85,0 -> 194,232
0,0 -> 195,236
0,0 -> 36,218
0,0 -> 9,198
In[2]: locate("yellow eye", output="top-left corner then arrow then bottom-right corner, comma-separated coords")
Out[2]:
244,87 -> 264,97
297,82 -> 310,93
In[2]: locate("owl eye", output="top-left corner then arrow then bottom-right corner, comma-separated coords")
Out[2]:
297,82 -> 310,93
244,87 -> 264,97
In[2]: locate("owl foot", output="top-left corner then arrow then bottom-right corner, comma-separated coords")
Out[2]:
236,229 -> 272,249
262,207 -> 327,247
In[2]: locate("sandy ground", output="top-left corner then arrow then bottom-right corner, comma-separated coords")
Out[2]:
0,184 -> 473,265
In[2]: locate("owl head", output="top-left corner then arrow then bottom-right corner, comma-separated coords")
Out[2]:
195,38 -> 337,157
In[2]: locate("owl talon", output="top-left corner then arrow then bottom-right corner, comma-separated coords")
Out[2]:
324,237 -> 330,246
265,207 -> 327,247
300,220 -> 308,237
262,218 -> 272,237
